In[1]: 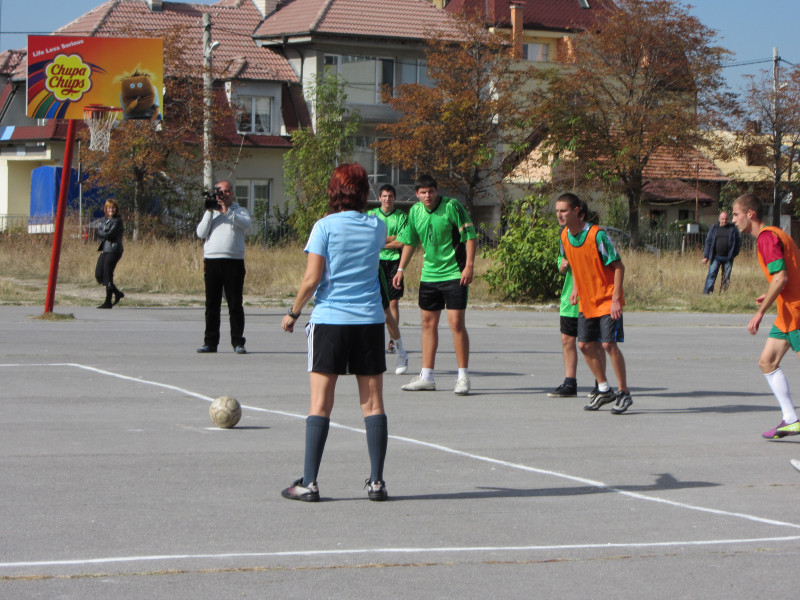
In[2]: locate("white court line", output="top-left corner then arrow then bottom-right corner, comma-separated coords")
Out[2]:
3,361 -> 800,571
2,536 -> 800,569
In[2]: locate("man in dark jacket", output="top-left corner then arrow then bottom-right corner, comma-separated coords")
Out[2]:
702,210 -> 741,294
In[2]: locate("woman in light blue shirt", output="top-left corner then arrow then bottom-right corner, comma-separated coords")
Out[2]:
280,163 -> 389,502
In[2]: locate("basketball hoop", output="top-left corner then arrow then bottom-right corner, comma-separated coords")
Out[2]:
83,104 -> 121,152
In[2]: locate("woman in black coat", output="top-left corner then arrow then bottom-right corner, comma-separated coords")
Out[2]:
95,199 -> 125,308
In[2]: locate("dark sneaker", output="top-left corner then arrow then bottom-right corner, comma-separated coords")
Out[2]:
547,383 -> 577,397
281,478 -> 320,502
584,389 -> 615,411
610,390 -> 633,415
587,383 -> 600,399
365,479 -> 388,501
762,420 -> 800,439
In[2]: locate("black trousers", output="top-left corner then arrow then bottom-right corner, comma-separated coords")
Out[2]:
204,258 -> 246,348
95,252 -> 122,287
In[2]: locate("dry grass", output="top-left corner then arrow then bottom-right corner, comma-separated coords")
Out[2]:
0,230 -> 766,313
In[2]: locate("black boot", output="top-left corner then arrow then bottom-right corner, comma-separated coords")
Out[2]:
111,284 -> 124,306
98,286 -> 113,309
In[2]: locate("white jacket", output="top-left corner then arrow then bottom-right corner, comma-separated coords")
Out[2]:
196,202 -> 251,259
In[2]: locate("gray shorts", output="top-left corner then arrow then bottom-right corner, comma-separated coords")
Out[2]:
577,313 -> 624,344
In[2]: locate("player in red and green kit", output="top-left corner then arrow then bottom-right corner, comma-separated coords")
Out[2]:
732,193 -> 800,439
392,174 -> 476,395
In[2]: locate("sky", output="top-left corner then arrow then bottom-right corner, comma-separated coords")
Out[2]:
0,0 -> 797,92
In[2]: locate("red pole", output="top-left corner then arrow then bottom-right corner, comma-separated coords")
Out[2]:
44,119 -> 77,313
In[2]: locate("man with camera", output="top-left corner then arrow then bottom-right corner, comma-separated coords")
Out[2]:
196,180 -> 251,354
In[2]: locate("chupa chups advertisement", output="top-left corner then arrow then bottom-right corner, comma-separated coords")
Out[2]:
27,36 -> 164,121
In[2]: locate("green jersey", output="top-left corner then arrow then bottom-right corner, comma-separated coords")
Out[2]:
398,196 -> 477,282
367,207 -> 408,261
558,254 -> 579,318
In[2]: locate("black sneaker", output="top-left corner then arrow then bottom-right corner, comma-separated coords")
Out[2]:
547,383 -> 577,397
610,390 -> 633,415
365,478 -> 388,501
584,389 -> 615,411
281,478 -> 320,502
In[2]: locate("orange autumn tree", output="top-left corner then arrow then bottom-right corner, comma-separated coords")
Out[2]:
80,26 -> 235,240
374,13 -> 537,213
533,0 -> 734,247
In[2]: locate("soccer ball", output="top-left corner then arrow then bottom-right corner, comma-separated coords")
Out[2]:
209,395 -> 242,429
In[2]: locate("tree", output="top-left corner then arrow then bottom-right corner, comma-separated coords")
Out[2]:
80,26 -> 235,240
738,64 -> 800,225
283,71 -> 361,239
374,13 -> 536,213
483,194 -> 561,302
534,0 -> 733,247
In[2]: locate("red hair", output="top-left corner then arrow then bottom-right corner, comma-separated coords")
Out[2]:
328,163 -> 369,213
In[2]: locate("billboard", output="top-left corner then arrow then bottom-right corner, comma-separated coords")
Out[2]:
27,36 -> 163,121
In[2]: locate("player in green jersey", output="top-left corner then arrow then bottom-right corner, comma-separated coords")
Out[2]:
392,174 -> 477,395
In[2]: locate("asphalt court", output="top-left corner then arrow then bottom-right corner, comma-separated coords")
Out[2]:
2,304 -> 800,598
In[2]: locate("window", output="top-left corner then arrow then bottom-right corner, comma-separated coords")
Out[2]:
236,96 -> 273,134
352,136 -> 398,188
235,179 -> 271,219
678,209 -> 694,221
523,43 -> 550,62
325,55 -> 394,104
400,59 -> 431,86
649,209 -> 665,230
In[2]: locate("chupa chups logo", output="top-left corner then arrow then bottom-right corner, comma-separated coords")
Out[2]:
45,54 -> 92,102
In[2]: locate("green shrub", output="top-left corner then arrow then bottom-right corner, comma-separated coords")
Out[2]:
482,195 -> 561,302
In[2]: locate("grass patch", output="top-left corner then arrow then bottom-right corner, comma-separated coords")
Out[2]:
0,230 -> 769,314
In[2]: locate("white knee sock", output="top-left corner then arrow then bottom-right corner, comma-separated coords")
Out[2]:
765,368 -> 798,423
420,368 -> 434,382
393,337 -> 406,356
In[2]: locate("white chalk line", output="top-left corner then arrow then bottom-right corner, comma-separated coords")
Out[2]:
3,361 -> 800,571
2,536 -> 800,569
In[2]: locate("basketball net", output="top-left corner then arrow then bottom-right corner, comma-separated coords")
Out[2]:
83,105 -> 121,152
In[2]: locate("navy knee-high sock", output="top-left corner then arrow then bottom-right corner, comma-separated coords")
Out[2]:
365,413 -> 388,482
302,415 -> 330,487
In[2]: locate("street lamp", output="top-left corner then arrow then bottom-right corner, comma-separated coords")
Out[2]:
202,13 -> 219,191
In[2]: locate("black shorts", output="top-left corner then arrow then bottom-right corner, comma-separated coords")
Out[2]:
577,313 -> 624,344
560,315 -> 578,338
379,260 -> 403,302
418,279 -> 468,311
306,322 -> 386,375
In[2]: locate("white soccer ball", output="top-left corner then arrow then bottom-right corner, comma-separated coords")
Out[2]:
209,395 -> 242,429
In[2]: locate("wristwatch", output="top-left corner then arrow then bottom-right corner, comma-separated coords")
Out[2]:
287,308 -> 301,319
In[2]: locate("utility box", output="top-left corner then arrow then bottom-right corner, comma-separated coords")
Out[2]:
686,223 -> 699,234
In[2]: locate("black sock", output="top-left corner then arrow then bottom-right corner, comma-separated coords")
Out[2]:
365,414 -> 388,482
564,377 -> 577,387
302,415 -> 329,487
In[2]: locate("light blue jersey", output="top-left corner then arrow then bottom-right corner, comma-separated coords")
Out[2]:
305,211 -> 387,325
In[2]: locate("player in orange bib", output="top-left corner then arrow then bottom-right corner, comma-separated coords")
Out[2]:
556,193 -> 631,414
732,193 -> 800,439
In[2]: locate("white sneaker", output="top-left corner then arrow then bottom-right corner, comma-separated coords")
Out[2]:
401,376 -> 435,391
395,352 -> 409,375
453,376 -> 471,396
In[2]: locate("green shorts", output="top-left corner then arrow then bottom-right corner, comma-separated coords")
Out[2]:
768,325 -> 800,352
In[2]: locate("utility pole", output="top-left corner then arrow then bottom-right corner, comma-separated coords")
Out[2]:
772,47 -> 783,227
203,13 -> 214,191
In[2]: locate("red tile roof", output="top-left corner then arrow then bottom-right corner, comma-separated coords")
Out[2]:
643,146 -> 728,183
54,0 -> 297,82
443,0 -> 615,32
255,0 -> 460,41
642,178 -> 714,204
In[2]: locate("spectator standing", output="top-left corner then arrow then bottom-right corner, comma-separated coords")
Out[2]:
702,210 -> 741,294
195,180 -> 250,354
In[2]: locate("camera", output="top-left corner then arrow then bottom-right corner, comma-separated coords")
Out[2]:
203,187 -> 223,210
